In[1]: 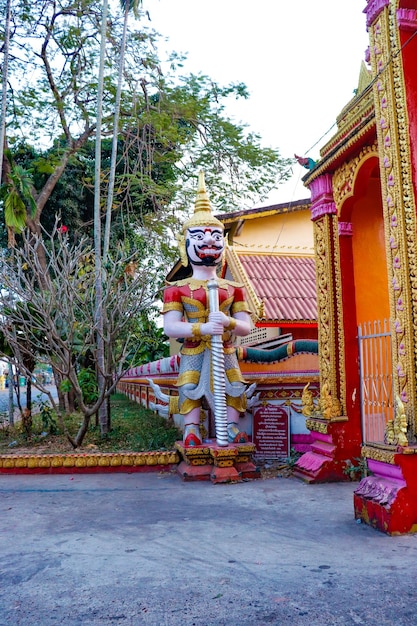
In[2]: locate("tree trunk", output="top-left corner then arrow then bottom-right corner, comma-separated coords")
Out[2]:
103,0 -> 131,262
94,0 -> 110,435
1,0 -> 12,424
8,362 -> 14,427
52,367 -> 66,413
26,376 -> 32,413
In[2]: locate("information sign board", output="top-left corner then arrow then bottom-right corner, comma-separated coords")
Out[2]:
253,404 -> 290,458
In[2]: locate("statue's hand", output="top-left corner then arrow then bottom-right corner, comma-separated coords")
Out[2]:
208,311 -> 229,326
202,311 -> 230,335
201,319 -> 225,336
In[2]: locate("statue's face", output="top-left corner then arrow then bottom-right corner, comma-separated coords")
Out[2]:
186,226 -> 225,267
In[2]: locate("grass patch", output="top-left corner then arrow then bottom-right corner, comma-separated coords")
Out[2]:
0,393 -> 182,455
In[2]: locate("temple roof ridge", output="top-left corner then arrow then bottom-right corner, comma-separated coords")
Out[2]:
336,60 -> 372,126
357,60 -> 373,95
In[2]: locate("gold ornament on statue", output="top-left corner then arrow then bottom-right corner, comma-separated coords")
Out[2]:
177,232 -> 189,268
178,171 -> 224,268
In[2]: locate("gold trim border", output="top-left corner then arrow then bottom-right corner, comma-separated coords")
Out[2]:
332,215 -> 346,413
370,5 -> 417,432
314,216 -> 341,404
0,450 -> 179,471
306,415 -> 349,435
361,444 -> 396,465
332,144 -> 378,209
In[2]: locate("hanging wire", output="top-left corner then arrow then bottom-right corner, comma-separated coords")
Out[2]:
271,26 -> 417,250
303,27 -> 417,157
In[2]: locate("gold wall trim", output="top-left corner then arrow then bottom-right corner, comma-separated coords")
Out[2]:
321,89 -> 375,159
305,418 -> 328,434
361,444 -> 395,464
369,4 -> 417,433
304,117 -> 376,185
0,451 -> 180,471
314,214 -> 343,412
332,215 -> 346,414
332,143 -> 378,209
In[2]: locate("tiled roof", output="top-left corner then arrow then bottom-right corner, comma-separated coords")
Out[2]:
238,254 -> 317,322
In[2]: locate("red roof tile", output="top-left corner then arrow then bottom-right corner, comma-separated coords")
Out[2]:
238,254 -> 317,322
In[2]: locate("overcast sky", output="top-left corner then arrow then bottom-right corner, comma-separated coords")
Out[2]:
140,0 -> 370,206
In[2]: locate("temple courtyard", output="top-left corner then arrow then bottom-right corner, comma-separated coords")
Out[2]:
1,472 -> 416,625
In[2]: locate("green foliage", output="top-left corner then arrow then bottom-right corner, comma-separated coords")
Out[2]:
3,1 -> 292,256
38,397 -> 58,435
286,447 -> 302,468
119,0 -> 142,17
96,394 -> 181,452
343,457 -> 368,481
59,379 -> 72,394
0,393 -> 181,453
77,368 -> 99,405
1,154 -> 37,234
0,412 -> 9,435
128,311 -> 169,366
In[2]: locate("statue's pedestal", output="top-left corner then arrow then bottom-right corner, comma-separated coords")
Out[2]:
175,440 -> 260,483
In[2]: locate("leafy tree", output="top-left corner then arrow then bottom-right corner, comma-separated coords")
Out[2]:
103,0 -> 143,262
0,0 -> 292,436
2,0 -> 291,247
0,226 -> 159,447
130,311 -> 169,365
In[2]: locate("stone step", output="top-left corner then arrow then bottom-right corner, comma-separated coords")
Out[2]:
311,440 -> 336,458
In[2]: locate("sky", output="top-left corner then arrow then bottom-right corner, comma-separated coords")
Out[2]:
140,0 -> 370,208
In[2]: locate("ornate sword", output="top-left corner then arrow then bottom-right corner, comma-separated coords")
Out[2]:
207,279 -> 228,446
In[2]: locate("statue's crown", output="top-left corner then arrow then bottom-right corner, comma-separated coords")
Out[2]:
182,171 -> 224,233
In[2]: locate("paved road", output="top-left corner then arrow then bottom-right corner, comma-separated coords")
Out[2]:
0,385 -> 58,417
1,472 -> 417,625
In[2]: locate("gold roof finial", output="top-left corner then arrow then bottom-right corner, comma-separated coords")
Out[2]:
182,171 -> 224,233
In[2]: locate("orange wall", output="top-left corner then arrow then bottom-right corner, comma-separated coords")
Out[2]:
351,178 -> 390,324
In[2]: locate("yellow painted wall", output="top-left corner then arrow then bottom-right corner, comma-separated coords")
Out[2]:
231,209 -> 314,256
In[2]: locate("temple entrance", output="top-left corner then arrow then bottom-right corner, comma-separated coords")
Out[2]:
350,164 -> 389,326
339,155 -> 392,445
351,163 -> 391,444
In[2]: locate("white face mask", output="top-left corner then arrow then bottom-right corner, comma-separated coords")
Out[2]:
185,226 -> 225,267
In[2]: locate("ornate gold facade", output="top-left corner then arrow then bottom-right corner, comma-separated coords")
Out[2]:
369,3 -> 417,433
332,144 -> 378,209
313,212 -> 344,416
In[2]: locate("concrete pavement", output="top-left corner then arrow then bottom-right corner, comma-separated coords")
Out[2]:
1,471 -> 416,626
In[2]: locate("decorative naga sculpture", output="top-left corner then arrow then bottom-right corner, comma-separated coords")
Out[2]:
318,382 -> 341,419
161,171 -> 255,447
385,395 -> 408,447
301,382 -> 317,417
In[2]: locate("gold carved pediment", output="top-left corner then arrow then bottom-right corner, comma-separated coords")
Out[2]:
332,143 -> 378,211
